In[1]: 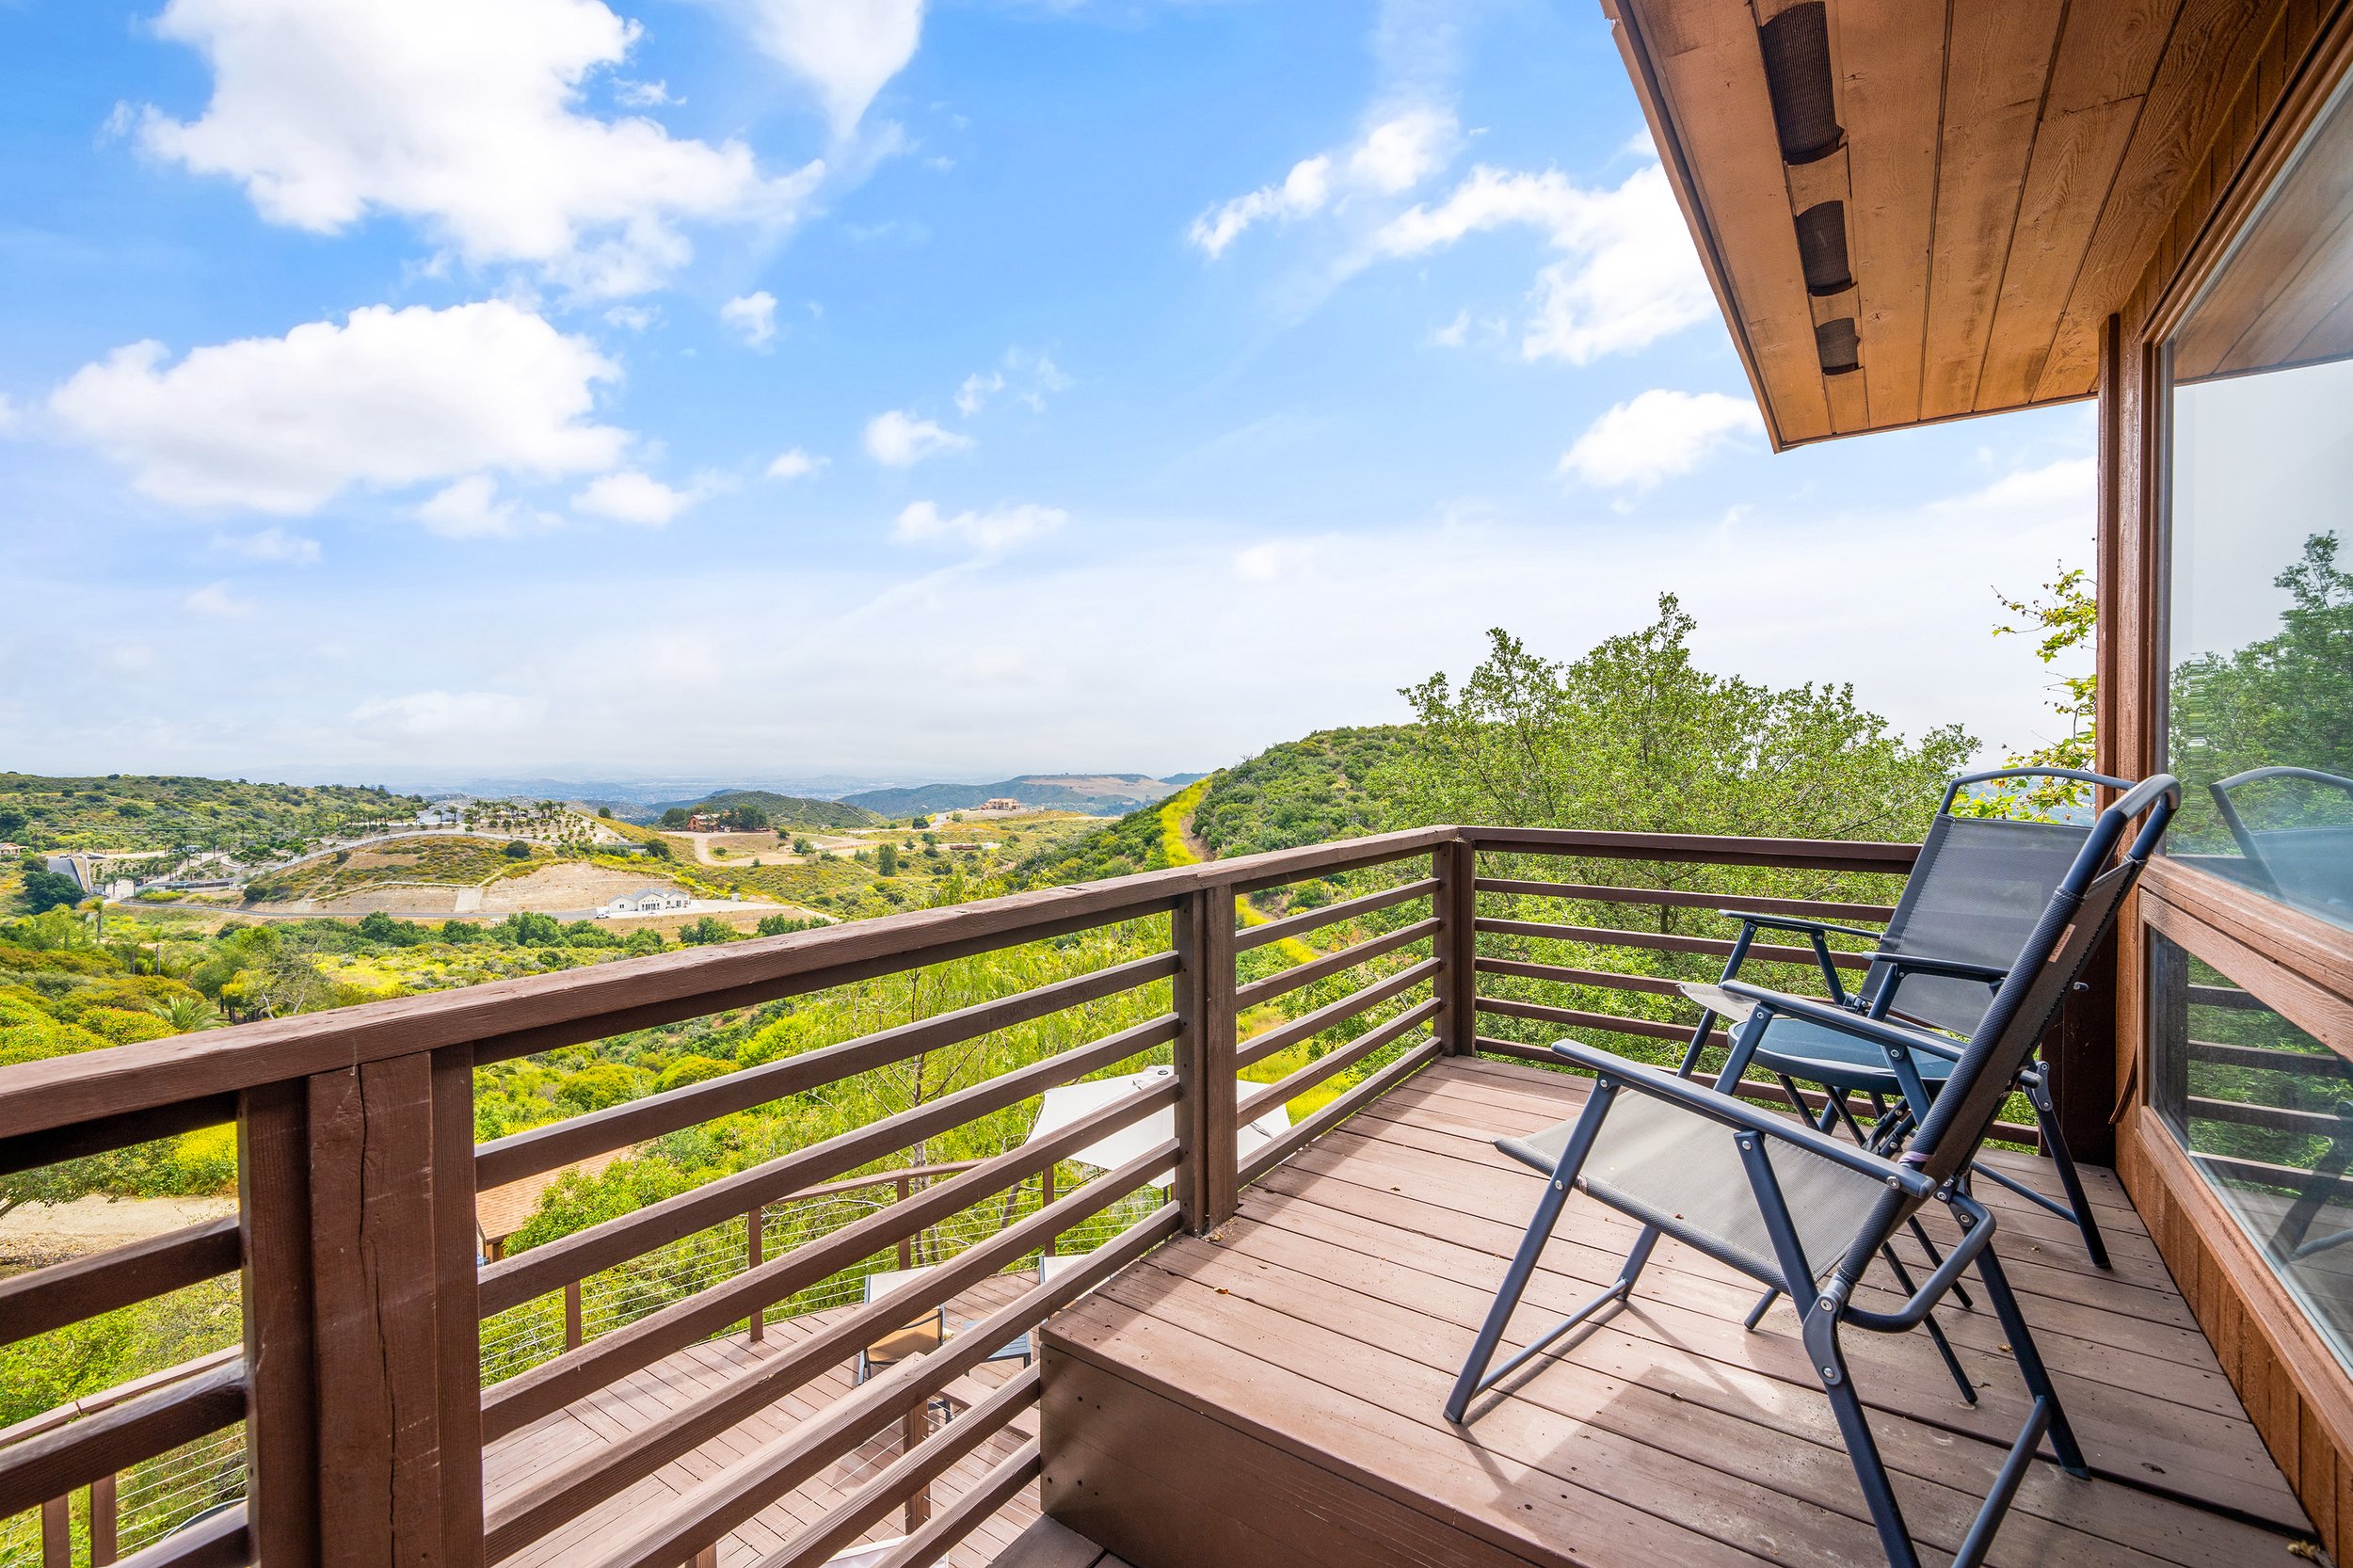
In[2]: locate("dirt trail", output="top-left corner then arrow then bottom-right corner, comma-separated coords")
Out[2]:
0,1194 -> 236,1268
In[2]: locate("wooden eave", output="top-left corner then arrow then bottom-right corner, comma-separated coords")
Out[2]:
1602,0 -> 2301,449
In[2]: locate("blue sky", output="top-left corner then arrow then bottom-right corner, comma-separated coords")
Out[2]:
0,0 -> 2093,786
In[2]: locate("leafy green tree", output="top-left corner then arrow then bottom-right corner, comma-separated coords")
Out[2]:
2170,533 -> 2353,847
498,911 -> 564,946
17,856 -> 83,915
621,928 -> 665,956
875,842 -> 899,877
503,840 -> 532,859
755,914 -> 817,936
1954,568 -> 2098,820
677,916 -> 736,946
1384,599 -> 1971,842
660,808 -> 691,828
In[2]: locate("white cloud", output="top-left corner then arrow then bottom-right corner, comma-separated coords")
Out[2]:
416,475 -> 559,539
734,0 -> 924,136
184,583 -> 254,617
766,448 -> 822,481
0,393 -> 17,430
349,689 -> 543,739
50,301 -> 628,515
213,526 -> 321,563
1191,109 -> 1460,259
863,409 -> 973,467
1377,163 -> 1713,363
139,0 -> 820,297
893,500 -> 1065,553
1559,390 -> 1764,489
1191,155 -> 1334,258
572,470 -> 706,526
1349,107 -> 1456,194
955,371 -> 1003,417
721,291 -> 778,347
1971,456 -> 2094,511
613,78 -> 673,107
603,304 -> 659,331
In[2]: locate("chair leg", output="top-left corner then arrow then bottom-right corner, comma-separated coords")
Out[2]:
1973,1242 -> 2088,1478
1875,1243 -> 1976,1405
2025,1073 -> 2111,1269
1449,1085 -> 1646,1424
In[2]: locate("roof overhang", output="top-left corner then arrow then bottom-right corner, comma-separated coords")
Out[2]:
1602,0 -> 2288,449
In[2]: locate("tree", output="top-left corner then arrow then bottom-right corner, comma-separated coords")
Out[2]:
875,842 -> 900,877
621,928 -> 665,956
660,808 -> 691,828
678,916 -> 737,946
1384,599 -> 1971,843
1953,567 -> 2098,819
17,856 -> 83,915
597,806 -> 615,819
755,914 -> 818,936
503,840 -> 532,859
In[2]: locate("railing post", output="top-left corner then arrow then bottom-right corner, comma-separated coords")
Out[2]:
1174,885 -> 1239,1234
240,1048 -> 486,1568
745,1207 -> 765,1343
89,1474 -> 116,1566
39,1496 -> 66,1568
896,1176 -> 914,1268
1437,833 -> 1480,1055
1039,1165 -> 1056,1258
564,1281 -> 584,1351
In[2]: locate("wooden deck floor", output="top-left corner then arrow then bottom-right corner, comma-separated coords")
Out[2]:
1037,1056 -> 2314,1568
485,1272 -> 1046,1568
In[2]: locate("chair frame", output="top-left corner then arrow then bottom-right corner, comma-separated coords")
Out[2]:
1679,764 -> 2128,1270
1449,776 -> 2178,1568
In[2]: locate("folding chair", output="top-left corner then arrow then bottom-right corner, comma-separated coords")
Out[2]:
1449,776 -> 2178,1568
2210,765 -> 2353,916
1679,765 -> 2126,1269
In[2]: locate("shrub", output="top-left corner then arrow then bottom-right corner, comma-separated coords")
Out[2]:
677,917 -> 736,946
503,840 -> 532,859
621,928 -> 665,956
655,1054 -> 730,1094
875,843 -> 899,877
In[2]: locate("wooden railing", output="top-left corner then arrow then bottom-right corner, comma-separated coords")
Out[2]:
0,823 -> 2018,1568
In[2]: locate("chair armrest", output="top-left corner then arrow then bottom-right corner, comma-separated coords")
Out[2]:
1547,1038 -> 1936,1197
1862,950 -> 2009,984
1720,982 -> 1965,1063
1721,911 -> 1885,943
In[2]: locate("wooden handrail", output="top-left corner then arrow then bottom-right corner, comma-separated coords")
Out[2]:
1232,917 -> 1441,1010
1233,877 -> 1438,952
1234,958 -> 1439,1072
0,1354 -> 245,1517
1472,876 -> 1898,924
1474,915 -> 1876,970
0,1216 -> 240,1346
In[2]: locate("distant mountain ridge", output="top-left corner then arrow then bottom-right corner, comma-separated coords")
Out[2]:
840,774 -> 1183,818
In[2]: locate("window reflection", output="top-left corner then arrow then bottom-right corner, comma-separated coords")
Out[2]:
2165,72 -> 2353,928
2153,935 -> 2353,1373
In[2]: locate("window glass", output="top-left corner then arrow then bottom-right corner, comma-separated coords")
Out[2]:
2152,933 -> 2353,1373
2165,73 -> 2353,929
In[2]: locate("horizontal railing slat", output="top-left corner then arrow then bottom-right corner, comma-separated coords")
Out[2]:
578,1204 -> 1180,1568
1238,998 -> 1442,1124
481,1012 -> 1177,1312
1233,957 -> 1440,1071
1232,878 -> 1439,952
0,1094 -> 236,1184
0,1217 -> 239,1346
871,1439 -> 1043,1568
1475,994 -> 1721,1048
1465,826 -> 1918,874
760,1364 -> 1042,1568
482,1077 -> 1177,1437
0,1355 -> 245,1518
486,1137 -> 1173,1559
1232,918 -> 1440,1012
1474,916 -> 1872,970
1237,1037 -> 1444,1186
1472,876 -> 1897,924
476,950 -> 1178,1188
1473,955 -> 1690,999
110,1502 -> 248,1568
2186,1094 -> 2347,1137
2187,1039 -> 2347,1077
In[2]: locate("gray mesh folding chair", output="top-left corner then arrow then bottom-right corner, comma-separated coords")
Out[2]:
1677,765 -> 2126,1271
1448,776 -> 2177,1568
2211,765 -> 2353,916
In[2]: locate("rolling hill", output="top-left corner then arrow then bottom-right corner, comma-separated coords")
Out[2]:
0,774 -> 424,857
635,790 -> 882,831
841,774 -> 1181,819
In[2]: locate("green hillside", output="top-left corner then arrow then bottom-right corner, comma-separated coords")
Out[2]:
641,790 -> 881,830
1192,728 -> 1410,856
0,774 -> 424,859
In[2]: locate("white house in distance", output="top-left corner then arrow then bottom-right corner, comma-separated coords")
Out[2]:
597,887 -> 691,919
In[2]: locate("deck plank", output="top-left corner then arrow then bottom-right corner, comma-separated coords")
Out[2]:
1040,1057 -> 2313,1568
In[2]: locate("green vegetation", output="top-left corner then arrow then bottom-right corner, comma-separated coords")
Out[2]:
648,790 -> 880,831
1192,728 -> 1410,856
0,773 -> 422,860
242,834 -> 556,904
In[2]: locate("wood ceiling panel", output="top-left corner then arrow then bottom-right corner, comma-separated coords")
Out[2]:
2034,0 -> 2281,400
1977,0 -> 2183,404
1917,0 -> 2071,419
1831,0 -> 1948,427
1629,0 -> 1835,443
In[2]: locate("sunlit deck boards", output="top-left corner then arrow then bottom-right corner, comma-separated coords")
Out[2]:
486,1272 -> 1044,1568
1038,1055 -> 2312,1568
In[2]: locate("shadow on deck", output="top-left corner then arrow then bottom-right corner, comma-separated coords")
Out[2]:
1036,1056 -> 2312,1568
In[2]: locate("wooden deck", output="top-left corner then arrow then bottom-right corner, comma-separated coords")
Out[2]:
1036,1056 -> 2314,1568
486,1272 -> 1046,1568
